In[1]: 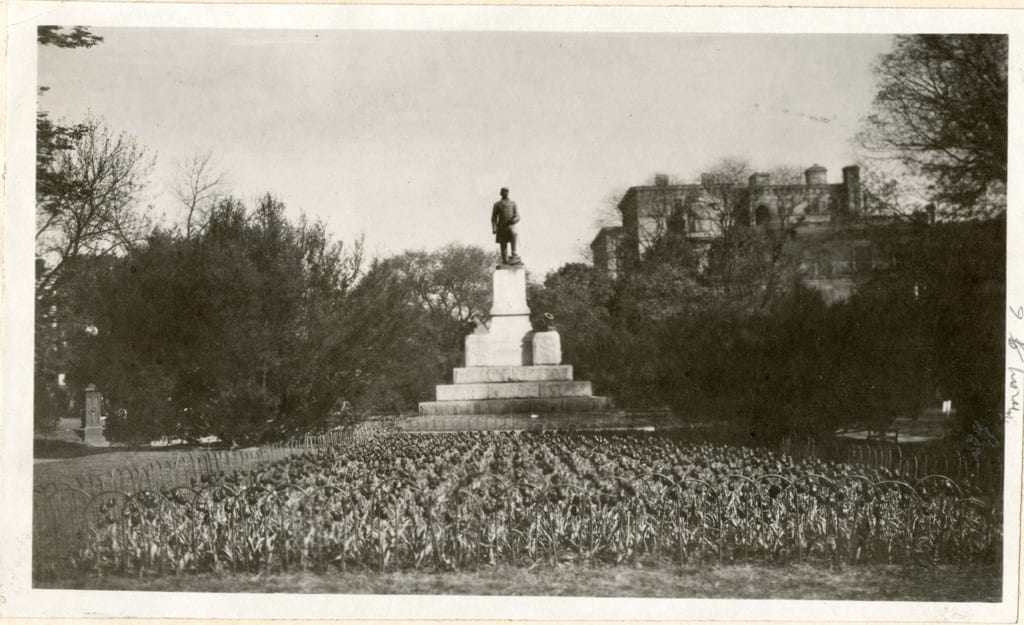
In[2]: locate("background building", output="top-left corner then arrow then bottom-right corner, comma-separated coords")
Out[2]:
591,164 -> 885,302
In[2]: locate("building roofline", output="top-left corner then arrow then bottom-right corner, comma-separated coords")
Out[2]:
619,181 -> 846,198
590,226 -> 625,250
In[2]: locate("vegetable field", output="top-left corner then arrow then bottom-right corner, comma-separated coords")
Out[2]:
39,431 -> 1000,581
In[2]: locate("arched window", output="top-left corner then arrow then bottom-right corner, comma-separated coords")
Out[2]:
754,205 -> 771,226
671,199 -> 686,232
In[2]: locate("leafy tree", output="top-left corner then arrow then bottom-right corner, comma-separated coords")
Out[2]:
378,244 -> 492,378
34,26 -> 158,431
34,118 -> 155,433
742,285 -> 931,442
328,259 -> 447,415
74,195 -> 369,444
384,243 -> 491,330
37,26 -> 103,48
860,217 -> 1005,453
858,35 -> 1007,215
34,254 -> 115,430
528,263 -> 626,395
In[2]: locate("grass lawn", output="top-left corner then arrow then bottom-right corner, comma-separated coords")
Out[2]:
43,562 -> 1001,601
34,418 -> 246,488
34,442 -> 214,484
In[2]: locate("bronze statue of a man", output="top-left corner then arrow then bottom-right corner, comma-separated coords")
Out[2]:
491,187 -> 521,265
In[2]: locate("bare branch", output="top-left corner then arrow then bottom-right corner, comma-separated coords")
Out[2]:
172,150 -> 227,238
35,118 -> 155,291
858,35 -> 1007,214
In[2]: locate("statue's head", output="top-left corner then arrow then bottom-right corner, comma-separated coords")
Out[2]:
500,187 -> 509,198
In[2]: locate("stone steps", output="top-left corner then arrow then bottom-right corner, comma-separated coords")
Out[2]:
418,395 -> 611,416
452,365 -> 573,384
435,380 -> 592,401
397,410 -> 675,432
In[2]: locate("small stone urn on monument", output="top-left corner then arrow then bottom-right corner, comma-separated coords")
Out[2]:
531,312 -> 561,365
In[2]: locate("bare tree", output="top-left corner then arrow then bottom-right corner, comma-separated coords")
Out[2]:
756,186 -> 807,306
592,188 -> 626,231
172,150 -> 226,238
858,35 -> 1007,216
695,156 -> 752,228
692,157 -> 752,285
36,119 -> 155,293
702,157 -> 752,186
857,164 -> 930,219
765,165 -> 804,186
692,158 -> 807,307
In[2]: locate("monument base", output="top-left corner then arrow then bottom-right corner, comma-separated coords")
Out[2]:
419,264 -> 611,430
480,315 -> 534,366
399,409 -> 676,432
79,425 -> 109,447
419,395 -> 611,416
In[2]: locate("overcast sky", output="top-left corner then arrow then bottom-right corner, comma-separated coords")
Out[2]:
39,29 -> 893,275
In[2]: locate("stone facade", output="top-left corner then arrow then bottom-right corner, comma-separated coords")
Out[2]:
590,226 -> 623,279
591,164 -> 875,302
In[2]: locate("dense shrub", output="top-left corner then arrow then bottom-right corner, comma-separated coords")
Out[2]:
532,218 -> 1004,450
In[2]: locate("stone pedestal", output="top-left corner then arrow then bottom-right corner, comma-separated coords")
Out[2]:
485,316 -> 534,366
465,266 -> 535,366
531,331 -> 561,365
490,266 -> 530,316
420,263 -> 610,426
81,426 -> 108,446
464,334 -> 490,367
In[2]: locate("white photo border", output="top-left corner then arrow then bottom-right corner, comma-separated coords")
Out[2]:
2,3 -> 1021,621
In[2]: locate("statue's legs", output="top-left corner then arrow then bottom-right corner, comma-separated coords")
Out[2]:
499,243 -> 509,264
510,230 -> 518,259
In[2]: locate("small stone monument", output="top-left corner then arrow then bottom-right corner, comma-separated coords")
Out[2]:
80,384 -> 109,446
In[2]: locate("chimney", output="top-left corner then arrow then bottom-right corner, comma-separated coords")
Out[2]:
805,164 -> 827,186
654,174 -> 669,187
842,165 -> 861,214
749,172 -> 771,187
700,173 -> 726,187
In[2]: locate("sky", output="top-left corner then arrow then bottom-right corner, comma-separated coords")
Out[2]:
39,29 -> 893,275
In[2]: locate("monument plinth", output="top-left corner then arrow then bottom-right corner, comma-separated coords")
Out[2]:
467,266 -> 533,366
418,263 -> 611,425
